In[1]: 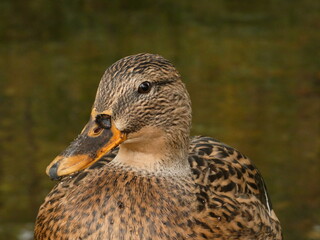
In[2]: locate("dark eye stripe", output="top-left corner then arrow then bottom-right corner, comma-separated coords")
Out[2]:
155,79 -> 175,86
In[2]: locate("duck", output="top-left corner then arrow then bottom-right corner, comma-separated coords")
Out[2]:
34,53 -> 282,240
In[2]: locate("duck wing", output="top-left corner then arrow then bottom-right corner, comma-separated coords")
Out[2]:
188,136 -> 282,239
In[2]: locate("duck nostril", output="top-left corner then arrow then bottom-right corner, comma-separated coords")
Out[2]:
93,127 -> 103,134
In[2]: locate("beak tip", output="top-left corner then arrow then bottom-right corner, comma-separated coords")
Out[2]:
48,162 -> 61,181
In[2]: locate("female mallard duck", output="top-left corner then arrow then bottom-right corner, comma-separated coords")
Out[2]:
35,53 -> 282,239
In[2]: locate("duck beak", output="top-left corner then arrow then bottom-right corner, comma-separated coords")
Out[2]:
46,114 -> 126,180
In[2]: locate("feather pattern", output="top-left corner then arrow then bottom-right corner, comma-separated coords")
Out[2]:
35,53 -> 282,239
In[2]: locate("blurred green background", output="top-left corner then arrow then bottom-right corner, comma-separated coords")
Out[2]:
0,0 -> 319,239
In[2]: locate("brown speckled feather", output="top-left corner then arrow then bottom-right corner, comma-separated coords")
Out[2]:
35,53 -> 282,240
35,137 -> 281,239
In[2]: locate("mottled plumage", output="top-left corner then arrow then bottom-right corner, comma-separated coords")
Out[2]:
35,53 -> 282,239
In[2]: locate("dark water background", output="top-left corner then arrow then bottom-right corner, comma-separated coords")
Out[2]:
0,1 -> 319,239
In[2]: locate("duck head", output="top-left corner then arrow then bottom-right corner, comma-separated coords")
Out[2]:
46,53 -> 192,180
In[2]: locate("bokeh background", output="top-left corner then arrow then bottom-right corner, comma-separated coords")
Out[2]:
0,0 -> 319,239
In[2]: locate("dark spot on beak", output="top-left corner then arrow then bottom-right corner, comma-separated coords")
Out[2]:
49,162 -> 61,181
96,114 -> 111,129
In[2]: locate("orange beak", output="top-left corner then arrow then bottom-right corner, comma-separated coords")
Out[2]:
46,114 -> 126,180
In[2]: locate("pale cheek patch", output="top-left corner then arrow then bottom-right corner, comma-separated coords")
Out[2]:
114,118 -> 128,132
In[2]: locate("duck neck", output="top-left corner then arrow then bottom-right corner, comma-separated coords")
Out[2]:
112,127 -> 190,175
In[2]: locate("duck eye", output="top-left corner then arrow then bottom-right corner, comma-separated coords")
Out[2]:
138,81 -> 151,94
